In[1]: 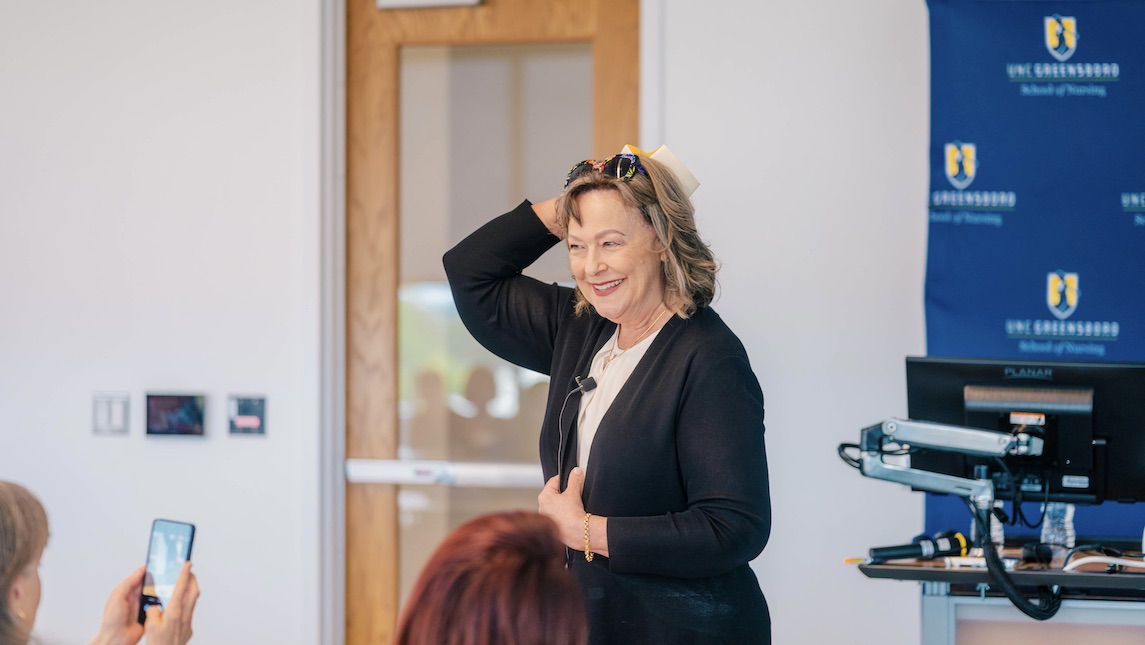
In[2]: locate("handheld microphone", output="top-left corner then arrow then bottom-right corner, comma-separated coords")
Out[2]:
869,532 -> 967,564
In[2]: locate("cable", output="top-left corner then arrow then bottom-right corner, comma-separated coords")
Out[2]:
964,498 -> 1062,620
877,442 -> 915,456
1062,556 -> 1145,572
837,443 -> 861,469
1016,480 -> 1050,529
993,423 -> 1052,530
556,381 -> 587,487
1063,545 -> 1145,569
989,458 -> 1049,529
837,441 -> 917,470
990,457 -> 1020,528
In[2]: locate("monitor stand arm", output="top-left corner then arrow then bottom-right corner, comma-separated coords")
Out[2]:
854,418 -> 1064,620
858,418 -> 1045,511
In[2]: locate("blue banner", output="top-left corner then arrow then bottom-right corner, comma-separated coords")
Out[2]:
926,0 -> 1145,362
924,0 -> 1145,539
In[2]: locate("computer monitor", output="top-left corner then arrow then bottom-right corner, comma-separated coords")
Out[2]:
906,356 -> 1145,505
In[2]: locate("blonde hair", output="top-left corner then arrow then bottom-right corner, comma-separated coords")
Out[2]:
0,481 -> 49,645
556,154 -> 718,318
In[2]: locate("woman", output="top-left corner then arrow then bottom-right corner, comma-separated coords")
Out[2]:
444,150 -> 771,643
394,511 -> 586,645
0,481 -> 198,645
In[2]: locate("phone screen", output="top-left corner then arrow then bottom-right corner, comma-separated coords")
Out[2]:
140,519 -> 195,622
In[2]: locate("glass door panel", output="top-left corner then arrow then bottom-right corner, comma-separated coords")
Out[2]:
396,42 -> 592,603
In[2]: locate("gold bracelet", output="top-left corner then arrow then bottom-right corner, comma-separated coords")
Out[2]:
584,512 -> 594,562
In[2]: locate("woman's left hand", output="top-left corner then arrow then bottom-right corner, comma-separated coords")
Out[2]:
90,566 -> 146,645
539,467 -> 588,549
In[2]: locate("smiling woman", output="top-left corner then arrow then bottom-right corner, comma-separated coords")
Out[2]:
564,190 -> 666,334
555,153 -> 718,327
443,149 -> 772,644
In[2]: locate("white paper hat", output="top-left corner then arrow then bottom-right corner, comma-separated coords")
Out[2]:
620,144 -> 700,197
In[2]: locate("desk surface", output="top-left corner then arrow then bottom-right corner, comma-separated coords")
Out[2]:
859,558 -> 1145,592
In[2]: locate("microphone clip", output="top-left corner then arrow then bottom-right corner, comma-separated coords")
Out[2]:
574,376 -> 597,394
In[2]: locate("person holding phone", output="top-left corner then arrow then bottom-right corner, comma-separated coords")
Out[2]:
0,480 -> 200,645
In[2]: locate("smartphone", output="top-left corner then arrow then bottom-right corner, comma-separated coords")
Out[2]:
138,519 -> 195,624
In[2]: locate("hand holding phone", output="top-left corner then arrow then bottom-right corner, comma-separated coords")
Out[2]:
142,561 -> 199,645
139,519 -> 195,625
91,566 -> 147,645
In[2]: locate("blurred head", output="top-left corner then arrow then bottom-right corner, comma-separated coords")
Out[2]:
395,511 -> 587,645
557,153 -> 718,321
0,482 -> 49,645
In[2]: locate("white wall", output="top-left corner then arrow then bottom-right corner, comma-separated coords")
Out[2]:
645,2 -> 930,643
0,2 -> 324,644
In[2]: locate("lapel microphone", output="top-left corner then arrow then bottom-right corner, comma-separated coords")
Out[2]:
574,376 -> 597,394
557,376 -> 598,489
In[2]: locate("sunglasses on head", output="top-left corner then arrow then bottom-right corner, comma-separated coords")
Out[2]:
564,153 -> 646,189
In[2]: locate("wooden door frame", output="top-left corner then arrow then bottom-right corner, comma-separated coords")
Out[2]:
345,0 -> 638,643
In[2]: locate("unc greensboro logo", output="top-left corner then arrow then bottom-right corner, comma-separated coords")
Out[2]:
1045,15 -> 1078,62
944,142 -> 976,190
1047,271 -> 1080,320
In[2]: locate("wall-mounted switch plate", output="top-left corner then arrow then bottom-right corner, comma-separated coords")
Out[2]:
93,393 -> 130,435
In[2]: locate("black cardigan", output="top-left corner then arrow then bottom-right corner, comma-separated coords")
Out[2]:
443,201 -> 772,644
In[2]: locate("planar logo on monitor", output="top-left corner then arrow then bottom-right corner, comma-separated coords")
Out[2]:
1044,15 -> 1078,62
1047,270 -> 1080,320
943,141 -> 976,190
1003,367 -> 1053,380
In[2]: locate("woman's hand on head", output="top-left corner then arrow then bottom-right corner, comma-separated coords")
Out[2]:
532,197 -> 565,240
538,468 -> 587,548
90,566 -> 145,645
143,561 -> 199,645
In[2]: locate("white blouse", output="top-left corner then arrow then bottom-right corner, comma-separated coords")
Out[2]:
577,325 -> 664,472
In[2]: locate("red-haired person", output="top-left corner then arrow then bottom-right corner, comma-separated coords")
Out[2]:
395,511 -> 586,645
0,481 -> 199,645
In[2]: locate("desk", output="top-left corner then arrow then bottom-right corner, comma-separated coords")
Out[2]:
860,558 -> 1145,645
859,560 -> 1145,593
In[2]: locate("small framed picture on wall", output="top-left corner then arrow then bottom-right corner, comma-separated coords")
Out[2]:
145,394 -> 206,436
